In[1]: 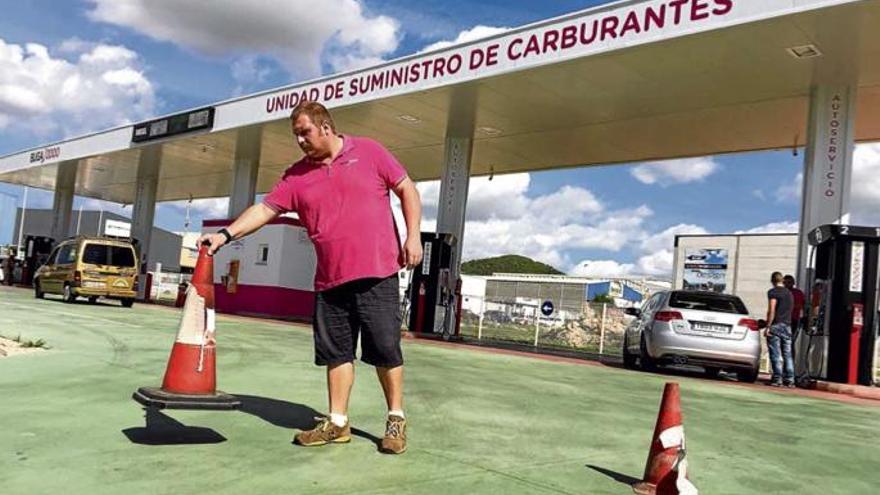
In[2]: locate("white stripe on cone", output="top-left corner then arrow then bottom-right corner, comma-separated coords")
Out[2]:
659,425 -> 699,495
659,425 -> 684,449
175,285 -> 210,346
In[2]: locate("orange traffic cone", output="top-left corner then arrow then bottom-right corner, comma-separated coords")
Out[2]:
632,383 -> 698,495
133,244 -> 240,410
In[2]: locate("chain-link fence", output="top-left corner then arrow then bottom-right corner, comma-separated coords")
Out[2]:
459,294 -> 632,357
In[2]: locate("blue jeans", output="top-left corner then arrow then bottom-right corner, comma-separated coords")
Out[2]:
767,323 -> 794,383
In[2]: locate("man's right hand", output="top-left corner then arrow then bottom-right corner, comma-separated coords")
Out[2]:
197,232 -> 228,256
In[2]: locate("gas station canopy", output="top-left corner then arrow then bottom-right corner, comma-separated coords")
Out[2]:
1,0 -> 879,204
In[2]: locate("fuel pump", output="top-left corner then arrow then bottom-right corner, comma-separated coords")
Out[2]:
21,235 -> 54,287
797,225 -> 880,386
407,232 -> 456,335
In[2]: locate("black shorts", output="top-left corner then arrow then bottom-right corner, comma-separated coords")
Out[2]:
313,275 -> 403,368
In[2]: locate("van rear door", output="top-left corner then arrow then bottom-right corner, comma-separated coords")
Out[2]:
81,243 -> 138,291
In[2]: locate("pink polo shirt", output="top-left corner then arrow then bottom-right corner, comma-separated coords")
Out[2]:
263,135 -> 407,291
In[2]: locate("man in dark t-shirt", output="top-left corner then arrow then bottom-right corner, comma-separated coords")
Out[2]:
783,274 -> 805,362
784,275 -> 805,332
765,271 -> 794,387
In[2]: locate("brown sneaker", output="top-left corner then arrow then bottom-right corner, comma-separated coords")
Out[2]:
380,414 -> 407,454
294,417 -> 351,446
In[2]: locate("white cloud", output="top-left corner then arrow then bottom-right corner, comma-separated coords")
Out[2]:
420,25 -> 509,53
419,173 -> 532,222
631,157 -> 720,186
851,143 -> 880,225
530,186 -> 602,223
635,249 -> 675,276
460,204 -> 652,268
230,55 -> 276,95
772,143 -> 880,223
86,0 -> 400,76
164,197 -> 229,221
775,172 -> 802,203
640,223 -> 708,253
394,172 -> 652,270
735,221 -> 800,234
571,223 -> 709,279
570,260 -> 635,278
0,38 -> 155,136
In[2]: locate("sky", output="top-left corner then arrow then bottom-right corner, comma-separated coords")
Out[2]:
0,0 -> 879,279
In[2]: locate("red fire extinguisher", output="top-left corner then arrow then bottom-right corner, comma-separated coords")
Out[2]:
414,281 -> 426,334
849,303 -> 864,385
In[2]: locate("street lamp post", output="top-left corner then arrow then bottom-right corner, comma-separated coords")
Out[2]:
76,202 -> 83,235
17,186 -> 28,253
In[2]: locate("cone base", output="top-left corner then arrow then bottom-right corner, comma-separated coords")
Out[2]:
632,481 -> 656,495
133,386 -> 241,411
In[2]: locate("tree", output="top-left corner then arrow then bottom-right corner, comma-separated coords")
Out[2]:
460,255 -> 563,276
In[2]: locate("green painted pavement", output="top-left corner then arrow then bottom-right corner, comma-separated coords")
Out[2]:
1,286 -> 878,494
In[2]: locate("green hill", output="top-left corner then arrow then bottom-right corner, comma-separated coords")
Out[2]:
460,255 -> 564,276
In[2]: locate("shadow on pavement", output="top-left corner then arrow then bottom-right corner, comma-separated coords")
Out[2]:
586,464 -> 640,487
122,407 -> 226,445
236,395 -> 382,447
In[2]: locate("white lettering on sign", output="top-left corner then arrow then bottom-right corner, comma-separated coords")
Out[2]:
104,219 -> 131,237
824,94 -> 843,199
263,0 -> 736,115
422,241 -> 433,276
29,146 -> 61,164
849,241 -> 864,293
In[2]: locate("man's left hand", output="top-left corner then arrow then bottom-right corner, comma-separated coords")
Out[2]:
403,236 -> 423,269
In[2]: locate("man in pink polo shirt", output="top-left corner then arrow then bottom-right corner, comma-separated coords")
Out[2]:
199,101 -> 422,454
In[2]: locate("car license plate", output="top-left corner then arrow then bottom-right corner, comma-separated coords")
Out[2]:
83,281 -> 105,288
693,322 -> 729,333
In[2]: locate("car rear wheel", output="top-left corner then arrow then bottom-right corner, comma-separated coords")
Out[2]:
34,280 -> 44,299
88,296 -> 98,304
63,284 -> 77,303
622,334 -> 638,369
639,334 -> 657,372
121,298 -> 135,308
738,367 -> 759,383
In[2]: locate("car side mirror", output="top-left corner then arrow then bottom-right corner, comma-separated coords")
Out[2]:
624,307 -> 641,317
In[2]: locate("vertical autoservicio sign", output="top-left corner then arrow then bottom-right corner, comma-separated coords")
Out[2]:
849,241 -> 864,293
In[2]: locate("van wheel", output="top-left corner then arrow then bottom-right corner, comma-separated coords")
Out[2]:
34,280 -> 44,299
88,296 -> 98,304
622,334 -> 638,369
63,284 -> 77,303
121,298 -> 135,308
640,334 -> 657,372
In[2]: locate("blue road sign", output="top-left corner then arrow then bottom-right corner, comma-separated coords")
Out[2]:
541,300 -> 554,316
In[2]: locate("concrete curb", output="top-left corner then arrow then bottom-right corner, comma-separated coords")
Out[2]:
813,381 -> 880,401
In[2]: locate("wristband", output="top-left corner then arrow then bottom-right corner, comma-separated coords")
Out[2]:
218,228 -> 233,243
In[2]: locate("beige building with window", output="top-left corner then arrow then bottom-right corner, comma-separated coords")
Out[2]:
672,233 -> 799,316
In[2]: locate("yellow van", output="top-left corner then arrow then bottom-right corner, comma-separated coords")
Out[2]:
34,236 -> 139,307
